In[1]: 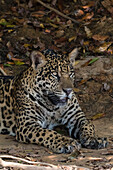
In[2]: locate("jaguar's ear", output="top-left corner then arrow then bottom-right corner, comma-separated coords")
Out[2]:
31,51 -> 47,70
69,48 -> 78,67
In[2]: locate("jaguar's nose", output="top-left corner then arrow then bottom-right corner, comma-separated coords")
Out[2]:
63,88 -> 72,95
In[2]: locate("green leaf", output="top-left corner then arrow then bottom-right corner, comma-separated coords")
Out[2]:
0,19 -> 9,26
6,25 -> 15,28
88,57 -> 99,65
4,63 -> 12,67
14,61 -> 25,65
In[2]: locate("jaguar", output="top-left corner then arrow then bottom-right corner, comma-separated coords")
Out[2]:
0,49 -> 107,153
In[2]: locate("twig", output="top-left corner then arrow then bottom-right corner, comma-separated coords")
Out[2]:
0,155 -> 89,170
0,158 -> 54,170
0,67 -> 7,75
0,155 -> 56,167
36,0 -> 79,24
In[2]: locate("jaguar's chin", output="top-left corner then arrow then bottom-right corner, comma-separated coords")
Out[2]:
43,90 -> 71,106
48,95 -> 68,106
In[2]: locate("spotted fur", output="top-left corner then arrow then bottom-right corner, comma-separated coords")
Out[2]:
0,49 -> 107,153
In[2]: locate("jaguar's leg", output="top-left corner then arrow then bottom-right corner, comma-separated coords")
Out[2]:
78,121 -> 107,149
61,101 -> 107,149
15,120 -> 80,153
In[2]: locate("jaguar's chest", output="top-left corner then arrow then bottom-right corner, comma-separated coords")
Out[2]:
28,97 -> 68,129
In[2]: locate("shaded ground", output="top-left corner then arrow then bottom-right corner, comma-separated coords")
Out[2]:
0,0 -> 113,169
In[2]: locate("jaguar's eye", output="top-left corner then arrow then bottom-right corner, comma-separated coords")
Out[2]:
51,72 -> 60,80
52,72 -> 57,76
51,72 -> 57,78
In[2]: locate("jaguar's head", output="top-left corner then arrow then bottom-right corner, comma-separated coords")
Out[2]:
31,49 -> 78,106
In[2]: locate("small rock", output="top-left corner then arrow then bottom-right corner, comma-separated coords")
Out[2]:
103,83 -> 110,91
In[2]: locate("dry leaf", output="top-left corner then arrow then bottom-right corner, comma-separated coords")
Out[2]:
84,26 -> 92,38
23,44 -> 31,48
31,11 -> 45,18
55,30 -> 64,38
68,36 -> 76,42
94,42 -> 112,53
83,41 -> 90,46
10,58 -> 23,61
50,23 -> 58,28
102,0 -> 113,14
40,23 -> 44,28
55,37 -> 67,44
7,61 -> 15,65
92,113 -> 105,120
107,47 -> 113,54
82,12 -> 94,20
92,34 -> 109,41
79,79 -> 88,85
45,29 -> 51,33
15,18 -> 25,24
82,2 -> 95,10
8,29 -> 14,33
74,9 -> 84,16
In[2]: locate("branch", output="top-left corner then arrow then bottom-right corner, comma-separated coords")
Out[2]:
0,155 -> 55,167
0,158 -> 54,170
0,155 -> 89,170
36,0 -> 79,24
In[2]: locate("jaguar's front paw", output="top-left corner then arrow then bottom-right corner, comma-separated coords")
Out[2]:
52,136 -> 81,154
79,122 -> 108,149
81,137 -> 107,149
